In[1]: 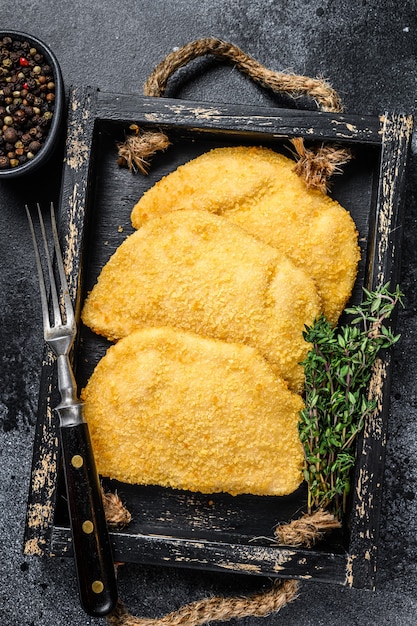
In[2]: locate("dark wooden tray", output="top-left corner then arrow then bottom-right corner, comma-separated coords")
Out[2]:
24,85 -> 412,590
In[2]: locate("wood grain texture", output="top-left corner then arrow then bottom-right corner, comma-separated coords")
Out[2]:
347,113 -> 413,589
24,87 -> 412,589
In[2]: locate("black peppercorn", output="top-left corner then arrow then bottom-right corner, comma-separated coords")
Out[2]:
3,126 -> 17,143
13,110 -> 26,125
0,35 -> 56,169
25,79 -> 36,91
28,140 -> 41,154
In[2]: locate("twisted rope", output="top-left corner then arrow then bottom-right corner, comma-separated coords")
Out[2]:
143,37 -> 343,112
107,579 -> 299,626
117,37 -> 350,191
103,493 -> 340,626
110,37 -> 346,624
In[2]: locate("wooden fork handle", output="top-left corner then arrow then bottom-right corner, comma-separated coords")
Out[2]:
58,416 -> 118,617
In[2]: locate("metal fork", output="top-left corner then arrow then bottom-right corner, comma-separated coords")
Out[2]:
26,203 -> 118,617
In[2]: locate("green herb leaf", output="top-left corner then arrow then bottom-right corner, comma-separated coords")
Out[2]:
299,283 -> 403,518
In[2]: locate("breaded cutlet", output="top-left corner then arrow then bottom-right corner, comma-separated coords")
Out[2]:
81,326 -> 305,496
131,146 -> 360,325
81,209 -> 321,392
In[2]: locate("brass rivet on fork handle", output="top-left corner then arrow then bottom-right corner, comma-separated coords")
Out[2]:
26,202 -> 118,618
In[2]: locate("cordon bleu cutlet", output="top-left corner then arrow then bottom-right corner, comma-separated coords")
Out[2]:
131,146 -> 360,326
81,326 -> 305,496
81,209 -> 321,393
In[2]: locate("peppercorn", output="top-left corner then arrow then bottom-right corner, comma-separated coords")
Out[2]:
28,140 -> 41,154
0,35 -> 56,169
3,126 -> 17,143
13,110 -> 26,125
25,78 -> 36,90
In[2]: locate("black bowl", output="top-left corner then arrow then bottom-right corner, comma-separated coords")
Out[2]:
0,30 -> 64,179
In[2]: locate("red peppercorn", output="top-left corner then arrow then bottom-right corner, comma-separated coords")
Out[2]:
0,36 -> 57,169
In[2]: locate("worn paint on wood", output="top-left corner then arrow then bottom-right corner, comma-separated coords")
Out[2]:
24,87 -> 412,589
348,113 -> 413,590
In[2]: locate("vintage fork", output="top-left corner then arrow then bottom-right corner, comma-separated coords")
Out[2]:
26,203 -> 118,617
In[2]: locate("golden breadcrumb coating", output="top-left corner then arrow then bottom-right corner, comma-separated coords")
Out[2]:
81,327 -> 305,496
81,210 -> 321,392
131,146 -> 360,325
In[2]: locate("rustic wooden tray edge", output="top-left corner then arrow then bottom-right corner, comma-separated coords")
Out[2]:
23,85 -> 413,590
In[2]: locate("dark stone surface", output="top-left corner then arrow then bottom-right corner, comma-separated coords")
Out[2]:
1,1 -> 417,624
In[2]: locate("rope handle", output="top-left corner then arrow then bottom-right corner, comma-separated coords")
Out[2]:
143,37 -> 343,112
117,37 -> 351,191
110,38 -> 346,624
101,489 -> 340,625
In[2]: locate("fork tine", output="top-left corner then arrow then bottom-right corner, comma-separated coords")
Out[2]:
36,202 -> 63,328
49,202 -> 74,327
26,205 -> 118,616
25,204 -> 52,332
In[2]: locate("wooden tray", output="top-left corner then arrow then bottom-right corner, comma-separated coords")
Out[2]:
24,86 -> 412,590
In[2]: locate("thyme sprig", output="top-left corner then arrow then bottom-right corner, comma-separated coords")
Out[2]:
299,284 -> 403,518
